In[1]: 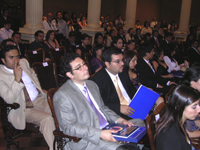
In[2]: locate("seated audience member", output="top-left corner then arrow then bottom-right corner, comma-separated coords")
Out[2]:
105,14 -> 111,24
112,36 -> 124,51
125,28 -> 134,43
117,28 -> 126,45
0,9 -> 13,28
186,34 -> 194,49
150,17 -> 158,28
90,44 -> 104,74
160,32 -> 172,51
78,17 -> 87,28
76,33 -> 92,61
91,47 -> 145,126
106,29 -> 116,47
68,21 -> 75,32
150,30 -> 162,47
134,28 -> 142,46
141,21 -> 152,36
12,32 -> 26,58
160,19 -> 168,29
101,22 -> 108,32
29,30 -> 50,59
62,11 -> 70,24
0,45 -> 55,150
135,20 -> 142,30
107,21 -> 117,33
182,64 -> 200,139
53,53 -> 139,150
154,23 -> 165,38
188,40 -> 200,65
71,13 -> 78,30
44,30 -> 60,49
126,40 -> 137,53
99,16 -> 104,26
155,85 -> 200,150
0,20 -> 13,42
77,12 -> 83,23
62,31 -> 77,53
135,43 -> 175,98
141,33 -> 152,45
164,43 -> 185,73
115,15 -> 124,26
94,32 -> 105,46
42,13 -> 58,31
53,11 -> 69,42
123,50 -> 164,107
116,22 -> 123,31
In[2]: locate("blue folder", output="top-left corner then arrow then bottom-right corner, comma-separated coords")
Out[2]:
170,70 -> 184,78
129,85 -> 160,120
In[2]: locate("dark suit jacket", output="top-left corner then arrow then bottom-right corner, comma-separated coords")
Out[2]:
150,36 -> 162,47
90,67 -> 136,120
134,34 -> 142,45
135,57 -> 168,90
160,40 -> 168,53
29,41 -> 50,58
62,38 -> 77,53
18,43 -> 26,58
188,47 -> 200,65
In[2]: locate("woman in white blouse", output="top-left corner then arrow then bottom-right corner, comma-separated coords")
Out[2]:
164,43 -> 185,73
125,28 -> 134,43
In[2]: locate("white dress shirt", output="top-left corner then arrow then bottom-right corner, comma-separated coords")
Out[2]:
74,81 -> 108,128
52,19 -> 69,38
164,56 -> 180,73
4,66 -> 39,101
0,27 -> 13,42
105,69 -> 131,104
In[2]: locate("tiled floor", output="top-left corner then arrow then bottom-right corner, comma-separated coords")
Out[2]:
0,112 -> 48,150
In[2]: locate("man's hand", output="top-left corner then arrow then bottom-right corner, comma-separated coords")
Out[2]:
120,105 -> 135,116
157,84 -> 163,88
14,62 -> 22,83
169,81 -> 177,86
116,118 -> 134,127
100,130 -> 118,142
166,74 -> 174,78
42,89 -> 47,94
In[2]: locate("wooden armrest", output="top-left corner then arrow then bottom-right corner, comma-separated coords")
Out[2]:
53,130 -> 81,143
0,102 -> 20,110
191,137 -> 200,149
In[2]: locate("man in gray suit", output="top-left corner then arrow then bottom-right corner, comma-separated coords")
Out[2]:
53,53 -> 139,150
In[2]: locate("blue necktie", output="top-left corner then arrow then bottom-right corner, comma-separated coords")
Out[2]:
83,87 -> 107,128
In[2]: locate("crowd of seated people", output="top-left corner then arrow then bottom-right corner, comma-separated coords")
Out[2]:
2,10 -> 200,150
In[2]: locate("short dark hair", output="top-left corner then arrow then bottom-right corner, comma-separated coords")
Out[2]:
101,47 -> 122,67
152,30 -> 159,35
35,30 -> 44,37
56,11 -> 62,17
128,28 -> 133,34
3,8 -> 8,13
191,40 -> 199,45
12,32 -> 21,38
0,39 -> 14,49
127,40 -> 135,45
138,42 -> 154,57
69,31 -> 76,37
4,20 -> 11,25
1,45 -> 19,60
60,53 -> 81,76
135,28 -> 141,33
80,33 -> 90,41
111,36 -> 123,46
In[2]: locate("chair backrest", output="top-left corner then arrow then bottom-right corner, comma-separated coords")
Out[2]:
25,48 -> 45,67
47,88 -> 81,143
49,46 -> 66,66
165,85 -> 176,103
146,102 -> 167,150
32,60 -> 59,91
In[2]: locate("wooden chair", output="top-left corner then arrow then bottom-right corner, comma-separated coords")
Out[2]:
146,102 -> 167,150
165,85 -> 176,103
32,60 -> 59,91
49,46 -> 66,73
0,97 -> 39,150
47,88 -> 81,150
25,48 -> 45,67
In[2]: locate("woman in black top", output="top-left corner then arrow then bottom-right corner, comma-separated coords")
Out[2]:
155,85 -> 200,150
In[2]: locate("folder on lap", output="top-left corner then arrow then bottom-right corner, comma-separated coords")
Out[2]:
129,85 -> 160,120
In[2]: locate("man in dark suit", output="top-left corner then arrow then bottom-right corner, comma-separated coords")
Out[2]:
91,47 -> 145,126
117,28 -> 126,44
62,31 -> 77,53
150,30 -> 162,47
188,40 -> 200,65
29,30 -> 50,59
135,43 -> 175,98
12,32 -> 26,58
134,28 -> 142,46
160,32 -> 172,53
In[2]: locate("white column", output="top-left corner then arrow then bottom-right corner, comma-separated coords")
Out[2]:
178,0 -> 192,32
124,0 -> 137,31
24,0 -> 43,28
19,0 -> 48,42
81,0 -> 104,44
87,0 -> 101,28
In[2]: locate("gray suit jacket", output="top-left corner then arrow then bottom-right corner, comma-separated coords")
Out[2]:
53,79 -> 121,150
0,58 -> 46,129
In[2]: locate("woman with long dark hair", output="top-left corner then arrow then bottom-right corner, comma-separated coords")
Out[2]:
44,30 -> 60,48
155,85 -> 200,150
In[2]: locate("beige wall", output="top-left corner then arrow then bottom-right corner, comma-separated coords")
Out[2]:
43,0 -> 200,26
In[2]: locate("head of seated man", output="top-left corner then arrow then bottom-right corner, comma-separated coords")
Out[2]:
102,47 -> 124,75
34,30 -> 44,43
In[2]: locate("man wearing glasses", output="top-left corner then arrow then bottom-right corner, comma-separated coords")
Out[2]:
53,53 -> 139,150
91,47 -> 144,126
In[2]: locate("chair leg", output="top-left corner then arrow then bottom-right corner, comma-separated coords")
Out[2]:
54,137 -> 72,150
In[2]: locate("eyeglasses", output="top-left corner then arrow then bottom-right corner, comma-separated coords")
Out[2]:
111,59 -> 124,64
72,62 -> 88,71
